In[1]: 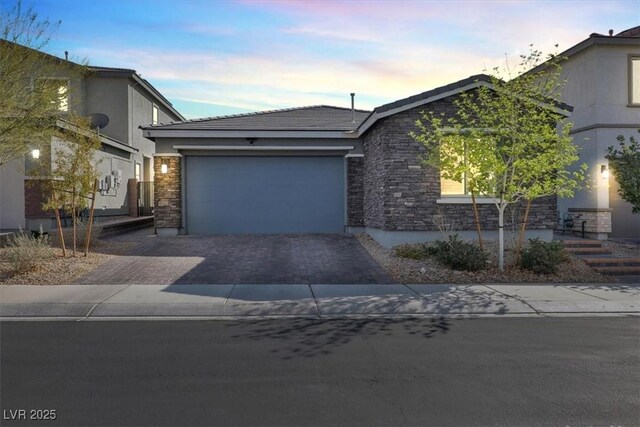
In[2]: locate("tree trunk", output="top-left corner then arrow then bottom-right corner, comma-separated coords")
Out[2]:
516,199 -> 532,258
53,191 -> 66,258
71,187 -> 76,256
471,190 -> 484,251
498,206 -> 505,271
84,180 -> 98,257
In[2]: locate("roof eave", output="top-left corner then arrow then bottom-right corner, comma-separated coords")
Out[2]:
141,129 -> 361,140
89,68 -> 185,121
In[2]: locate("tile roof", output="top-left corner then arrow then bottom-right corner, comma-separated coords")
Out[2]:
372,73 -> 572,115
144,105 -> 371,131
373,74 -> 492,114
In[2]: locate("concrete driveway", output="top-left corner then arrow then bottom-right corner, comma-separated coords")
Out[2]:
73,233 -> 392,285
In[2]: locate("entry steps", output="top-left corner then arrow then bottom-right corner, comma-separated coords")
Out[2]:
561,240 -> 640,275
99,216 -> 154,237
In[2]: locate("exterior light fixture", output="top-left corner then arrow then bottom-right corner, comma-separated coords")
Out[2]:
160,163 -> 168,174
600,164 -> 609,179
31,149 -> 40,159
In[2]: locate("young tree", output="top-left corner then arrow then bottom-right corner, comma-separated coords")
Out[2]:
606,131 -> 640,214
42,115 -> 101,256
0,0 -> 71,166
412,46 -> 585,270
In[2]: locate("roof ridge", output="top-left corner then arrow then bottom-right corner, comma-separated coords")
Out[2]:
88,65 -> 136,72
152,104 -> 371,127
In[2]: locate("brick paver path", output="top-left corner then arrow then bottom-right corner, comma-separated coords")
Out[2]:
73,234 -> 392,285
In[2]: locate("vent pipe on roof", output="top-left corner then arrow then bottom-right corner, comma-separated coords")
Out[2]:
350,93 -> 355,123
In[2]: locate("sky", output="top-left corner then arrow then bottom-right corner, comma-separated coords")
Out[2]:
3,0 -> 639,119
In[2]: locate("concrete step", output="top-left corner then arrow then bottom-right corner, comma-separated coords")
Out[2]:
583,257 -> 640,267
592,266 -> 640,275
561,240 -> 603,248
565,247 -> 611,255
100,216 -> 154,237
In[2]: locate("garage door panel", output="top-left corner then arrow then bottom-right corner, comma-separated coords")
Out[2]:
186,156 -> 344,234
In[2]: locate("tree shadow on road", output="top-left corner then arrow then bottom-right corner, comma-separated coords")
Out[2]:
227,317 -> 451,360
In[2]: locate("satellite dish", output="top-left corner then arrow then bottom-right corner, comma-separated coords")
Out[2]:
88,113 -> 110,130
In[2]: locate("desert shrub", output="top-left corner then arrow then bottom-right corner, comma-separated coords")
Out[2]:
427,234 -> 487,271
394,243 -> 429,260
519,238 -> 569,274
3,228 -> 55,273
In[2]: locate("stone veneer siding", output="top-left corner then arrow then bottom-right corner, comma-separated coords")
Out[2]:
362,96 -> 557,232
347,157 -> 365,227
568,208 -> 612,234
154,155 -> 182,229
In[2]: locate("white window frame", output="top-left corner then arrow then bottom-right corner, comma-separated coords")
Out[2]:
33,77 -> 70,112
152,104 -> 159,125
629,54 -> 640,107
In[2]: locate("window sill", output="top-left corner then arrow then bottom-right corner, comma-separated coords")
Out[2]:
436,197 -> 498,204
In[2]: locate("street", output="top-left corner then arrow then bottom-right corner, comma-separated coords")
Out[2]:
1,317 -> 639,426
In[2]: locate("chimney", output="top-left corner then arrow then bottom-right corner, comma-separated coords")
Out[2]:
350,93 -> 355,123
64,51 -> 68,61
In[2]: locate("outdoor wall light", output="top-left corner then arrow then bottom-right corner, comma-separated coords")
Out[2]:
31,149 -> 40,159
160,163 -> 168,174
600,164 -> 609,179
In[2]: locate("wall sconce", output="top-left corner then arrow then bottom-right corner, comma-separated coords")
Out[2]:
160,163 -> 168,174
31,149 -> 40,159
600,164 -> 609,179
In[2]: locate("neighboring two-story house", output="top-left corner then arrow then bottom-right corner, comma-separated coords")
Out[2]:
0,44 -> 184,231
549,26 -> 640,239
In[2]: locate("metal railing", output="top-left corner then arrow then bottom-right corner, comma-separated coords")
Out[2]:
137,181 -> 154,217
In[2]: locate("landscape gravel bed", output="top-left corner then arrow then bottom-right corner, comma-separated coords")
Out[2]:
0,239 -> 136,286
355,233 -> 616,284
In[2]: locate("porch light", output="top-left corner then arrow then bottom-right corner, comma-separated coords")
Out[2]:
600,164 -> 609,179
31,149 -> 40,159
160,163 -> 168,174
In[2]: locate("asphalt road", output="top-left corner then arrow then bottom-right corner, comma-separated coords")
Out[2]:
1,317 -> 639,426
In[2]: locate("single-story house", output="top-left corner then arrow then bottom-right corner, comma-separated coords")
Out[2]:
142,74 -> 566,247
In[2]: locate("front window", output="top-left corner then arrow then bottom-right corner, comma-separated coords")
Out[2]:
440,138 -> 491,196
439,137 -> 470,196
35,79 -> 69,112
630,55 -> 640,106
152,104 -> 159,125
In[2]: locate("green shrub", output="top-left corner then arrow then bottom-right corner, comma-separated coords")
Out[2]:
519,238 -> 569,274
3,228 -> 55,273
427,235 -> 487,271
394,243 -> 429,260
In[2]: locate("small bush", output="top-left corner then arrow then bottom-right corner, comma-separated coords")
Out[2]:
3,229 -> 55,273
394,243 -> 429,260
519,238 -> 569,274
427,235 -> 487,271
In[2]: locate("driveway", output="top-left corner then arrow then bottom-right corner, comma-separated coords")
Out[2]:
73,234 -> 392,285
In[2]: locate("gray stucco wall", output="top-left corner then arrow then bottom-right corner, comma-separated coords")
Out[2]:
362,96 -> 558,234
84,76 -> 130,144
0,158 -> 25,229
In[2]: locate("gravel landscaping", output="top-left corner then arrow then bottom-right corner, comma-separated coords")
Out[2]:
355,233 -> 617,284
0,232 -> 137,286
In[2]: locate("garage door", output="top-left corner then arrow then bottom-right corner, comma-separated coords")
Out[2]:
186,156 -> 345,234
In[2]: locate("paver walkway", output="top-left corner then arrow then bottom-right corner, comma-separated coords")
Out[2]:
72,234 -> 392,285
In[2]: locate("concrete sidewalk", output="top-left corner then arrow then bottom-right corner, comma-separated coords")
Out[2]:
1,283 -> 638,320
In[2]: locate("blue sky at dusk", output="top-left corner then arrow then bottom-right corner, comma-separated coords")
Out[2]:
5,0 -> 638,119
